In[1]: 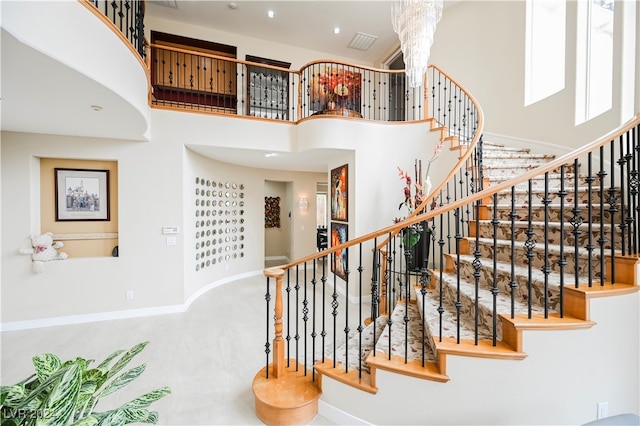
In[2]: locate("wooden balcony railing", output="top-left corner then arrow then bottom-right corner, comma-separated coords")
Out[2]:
147,44 -> 427,123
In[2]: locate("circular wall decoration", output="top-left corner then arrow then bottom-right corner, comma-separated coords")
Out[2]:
194,176 -> 246,271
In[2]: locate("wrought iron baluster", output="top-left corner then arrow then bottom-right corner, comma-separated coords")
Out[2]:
295,265 -> 300,371
321,254 -> 327,362
618,136 -> 627,255
585,155 -> 595,287
472,201 -> 481,345
509,186 -> 517,318
265,277 -> 271,378
331,253 -> 339,367
303,263 -> 309,375
525,180 -> 535,318
570,158 -> 582,288
491,194 -> 499,345
632,125 -> 640,254
454,208 -> 462,344
597,147 -> 607,286
624,130 -> 635,253
542,172 -> 551,317
343,248 -> 350,373
558,165 -> 567,317
608,141 -> 618,284
286,268 -> 291,367
311,259 -> 317,380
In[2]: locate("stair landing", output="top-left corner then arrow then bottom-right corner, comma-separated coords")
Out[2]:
253,361 -> 321,425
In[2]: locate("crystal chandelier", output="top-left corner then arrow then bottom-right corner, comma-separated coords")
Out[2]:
392,0 -> 444,87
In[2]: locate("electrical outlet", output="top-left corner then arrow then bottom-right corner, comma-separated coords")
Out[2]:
126,290 -> 134,300
597,402 -> 609,419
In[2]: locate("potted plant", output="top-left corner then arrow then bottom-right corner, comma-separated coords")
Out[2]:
0,341 -> 170,426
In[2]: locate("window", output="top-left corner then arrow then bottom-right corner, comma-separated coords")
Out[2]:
575,0 -> 615,124
525,0 -> 566,106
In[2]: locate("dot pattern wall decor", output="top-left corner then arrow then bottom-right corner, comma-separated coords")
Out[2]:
194,177 -> 246,272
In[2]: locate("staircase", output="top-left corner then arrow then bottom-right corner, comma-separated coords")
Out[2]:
253,64 -> 640,422
318,138 -> 638,388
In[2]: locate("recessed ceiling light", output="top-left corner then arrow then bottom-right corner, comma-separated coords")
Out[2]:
267,10 -> 275,18
334,27 -> 340,34
265,153 -> 277,158
90,105 -> 103,112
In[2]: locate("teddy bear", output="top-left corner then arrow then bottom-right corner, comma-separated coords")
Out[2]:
19,232 -> 68,273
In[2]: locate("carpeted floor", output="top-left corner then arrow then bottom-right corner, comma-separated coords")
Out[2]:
0,272 -> 336,425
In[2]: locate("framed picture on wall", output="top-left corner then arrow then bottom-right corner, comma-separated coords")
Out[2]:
330,222 -> 348,281
330,164 -> 348,221
55,168 -> 110,221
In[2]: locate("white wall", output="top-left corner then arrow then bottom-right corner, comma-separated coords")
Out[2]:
430,1 -> 638,150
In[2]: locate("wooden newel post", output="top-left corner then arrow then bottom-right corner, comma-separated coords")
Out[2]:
265,267 -> 285,378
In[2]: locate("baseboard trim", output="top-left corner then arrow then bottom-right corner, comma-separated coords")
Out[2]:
318,399 -> 372,425
1,270 -> 263,332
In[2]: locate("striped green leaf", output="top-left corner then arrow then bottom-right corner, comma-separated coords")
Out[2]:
69,414 -> 99,426
95,351 -> 124,375
105,342 -> 148,381
1,384 -> 26,407
98,365 -> 145,399
95,409 -> 126,426
32,354 -> 61,383
35,361 -> 83,426
121,387 -> 171,410
120,408 -> 158,424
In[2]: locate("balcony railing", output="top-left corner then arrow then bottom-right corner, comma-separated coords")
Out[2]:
148,44 -> 426,123
87,0 -> 145,58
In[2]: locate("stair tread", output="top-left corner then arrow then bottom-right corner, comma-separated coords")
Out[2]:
374,301 -> 436,362
454,253 -> 581,286
467,236 -> 621,255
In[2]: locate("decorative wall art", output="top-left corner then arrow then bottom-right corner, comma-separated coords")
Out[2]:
265,196 -> 281,228
55,168 -> 110,221
310,66 -> 362,113
193,177 -> 245,272
331,222 -> 348,281
330,164 -> 348,222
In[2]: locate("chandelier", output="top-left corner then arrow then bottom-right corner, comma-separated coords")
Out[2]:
392,0 -> 444,87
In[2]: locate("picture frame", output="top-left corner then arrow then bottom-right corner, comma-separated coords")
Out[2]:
55,168 -> 110,221
330,222 -> 348,281
330,164 -> 348,222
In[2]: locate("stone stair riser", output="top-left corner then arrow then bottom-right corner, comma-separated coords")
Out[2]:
474,221 -> 623,247
481,164 -> 577,178
465,239 -> 606,276
493,188 -> 604,204
488,205 -> 621,224
453,258 -> 562,309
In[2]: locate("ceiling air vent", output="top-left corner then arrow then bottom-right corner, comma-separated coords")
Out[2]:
348,32 -> 378,51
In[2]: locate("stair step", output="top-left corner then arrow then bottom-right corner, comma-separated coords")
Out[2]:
327,315 -> 388,373
472,219 -> 623,247
434,272 -> 554,340
482,163 -> 577,178
450,253 -> 577,310
487,173 -> 593,190
493,186 -> 605,204
465,237 -> 607,277
253,362 -> 321,425
414,284 -> 486,341
374,301 -> 435,363
483,153 -> 555,164
486,203 -> 621,224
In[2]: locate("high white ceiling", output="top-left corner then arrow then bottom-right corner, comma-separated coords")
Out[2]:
146,1 -> 401,65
